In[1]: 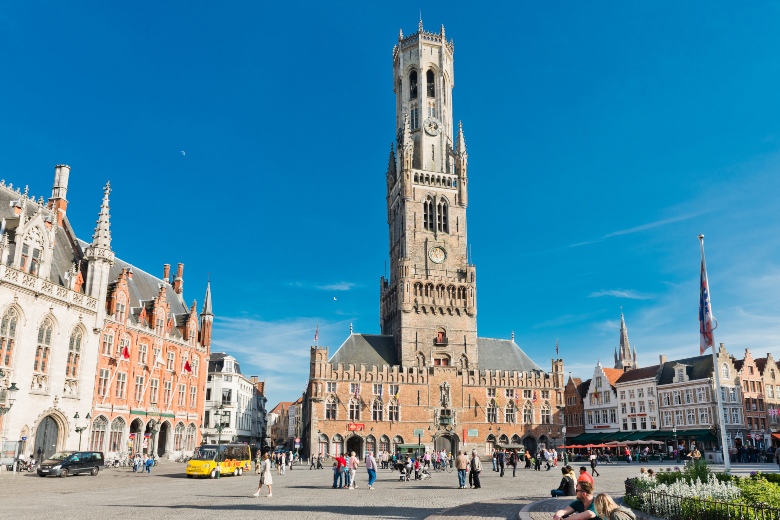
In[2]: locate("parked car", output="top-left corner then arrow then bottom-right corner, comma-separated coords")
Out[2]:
37,451 -> 105,477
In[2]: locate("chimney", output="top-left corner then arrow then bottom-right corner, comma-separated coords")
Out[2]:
163,264 -> 171,282
48,164 -> 70,227
659,355 -> 667,365
251,376 -> 259,384
173,263 -> 184,294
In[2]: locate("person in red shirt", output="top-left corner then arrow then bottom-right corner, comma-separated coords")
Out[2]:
577,466 -> 594,486
333,455 -> 347,489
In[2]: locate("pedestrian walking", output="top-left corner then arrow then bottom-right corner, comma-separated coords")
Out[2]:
469,451 -> 482,489
144,455 -> 153,474
253,453 -> 273,497
509,449 -> 518,477
498,449 -> 505,477
348,451 -> 359,489
365,450 -> 377,489
491,449 -> 498,472
589,451 -> 600,477
455,451 -> 469,489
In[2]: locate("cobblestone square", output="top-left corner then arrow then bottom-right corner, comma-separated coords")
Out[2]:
3,459 -> 773,519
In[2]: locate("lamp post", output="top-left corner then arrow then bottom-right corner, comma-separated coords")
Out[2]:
74,412 -> 91,450
562,426 -> 568,465
213,405 -> 226,447
1,374 -> 19,474
673,424 -> 679,463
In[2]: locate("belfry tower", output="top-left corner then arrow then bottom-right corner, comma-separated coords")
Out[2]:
614,311 -> 638,371
380,20 -> 477,369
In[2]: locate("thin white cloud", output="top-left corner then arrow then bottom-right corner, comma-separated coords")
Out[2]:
602,213 -> 703,239
286,281 -> 357,291
589,289 -> 653,300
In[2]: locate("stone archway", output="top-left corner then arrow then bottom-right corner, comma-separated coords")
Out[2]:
34,415 -> 61,461
345,435 -> 363,459
522,435 -> 537,455
434,433 -> 459,455
129,418 -> 144,455
157,421 -> 171,457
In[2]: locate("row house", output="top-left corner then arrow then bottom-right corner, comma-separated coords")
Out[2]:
563,375 -> 589,436
268,401 -> 292,449
0,167 -> 212,463
583,363 -> 623,433
615,365 -> 661,433
203,353 -> 266,449
757,353 -> 780,442
734,349 -> 766,446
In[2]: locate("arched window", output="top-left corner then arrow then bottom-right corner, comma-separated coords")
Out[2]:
372,399 -> 383,421
437,199 -> 448,232
20,227 -> 44,275
541,402 -> 552,424
332,434 -> 344,456
722,363 -> 729,379
34,318 -> 53,374
349,399 -> 360,421
66,328 -> 82,378
185,423 -> 196,450
523,402 -> 533,424
114,292 -> 127,322
379,435 -> 390,453
505,402 -> 516,424
389,399 -> 399,421
366,434 -> 376,455
318,433 -> 329,456
0,307 -> 19,368
423,196 -> 435,231
89,416 -> 108,451
486,399 -> 497,423
191,356 -> 199,376
108,417 -> 125,452
409,71 -> 418,99
174,422 -> 185,450
392,435 -> 404,452
325,397 -> 337,420
426,69 -> 435,97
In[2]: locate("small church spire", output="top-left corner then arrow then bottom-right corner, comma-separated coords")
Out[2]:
456,121 -> 467,155
200,281 -> 213,316
387,142 -> 396,177
418,15 -> 423,33
91,182 -> 112,249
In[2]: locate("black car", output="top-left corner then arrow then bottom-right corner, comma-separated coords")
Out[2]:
37,451 -> 105,477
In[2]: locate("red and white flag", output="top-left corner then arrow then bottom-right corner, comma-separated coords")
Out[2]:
121,345 -> 130,360
183,360 -> 192,373
698,236 -> 717,355
532,391 -> 538,403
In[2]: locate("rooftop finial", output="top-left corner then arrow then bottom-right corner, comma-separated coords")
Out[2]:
91,181 -> 112,249
418,14 -> 423,32
457,120 -> 467,155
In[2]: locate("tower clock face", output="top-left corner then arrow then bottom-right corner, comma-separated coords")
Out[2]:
428,246 -> 447,264
424,118 -> 441,136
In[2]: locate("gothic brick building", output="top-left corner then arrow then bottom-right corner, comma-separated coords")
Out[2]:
0,166 -> 211,461
303,21 -> 564,459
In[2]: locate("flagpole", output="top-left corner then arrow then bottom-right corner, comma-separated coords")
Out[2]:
699,234 -> 730,474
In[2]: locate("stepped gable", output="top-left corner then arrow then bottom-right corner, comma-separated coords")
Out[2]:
328,333 -> 398,367
657,354 -> 713,384
477,337 -> 543,373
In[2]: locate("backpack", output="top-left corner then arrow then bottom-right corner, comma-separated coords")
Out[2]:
610,506 -> 636,520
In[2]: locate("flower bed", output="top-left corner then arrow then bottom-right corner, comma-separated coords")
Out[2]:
625,461 -> 780,520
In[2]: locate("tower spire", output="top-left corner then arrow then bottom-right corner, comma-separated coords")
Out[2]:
91,182 -> 112,249
201,281 -> 213,317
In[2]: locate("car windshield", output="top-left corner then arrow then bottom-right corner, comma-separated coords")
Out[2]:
191,448 -> 217,461
48,451 -> 74,461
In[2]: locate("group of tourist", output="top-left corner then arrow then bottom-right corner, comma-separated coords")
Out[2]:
550,465 -> 636,520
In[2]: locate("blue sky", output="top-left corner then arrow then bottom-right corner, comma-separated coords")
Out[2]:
3,2 -> 780,407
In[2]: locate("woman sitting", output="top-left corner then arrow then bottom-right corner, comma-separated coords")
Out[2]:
550,466 -> 576,497
594,493 -> 635,520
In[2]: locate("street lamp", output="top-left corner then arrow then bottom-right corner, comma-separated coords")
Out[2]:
0,377 -> 19,415
213,405 -> 226,447
673,424 -> 679,463
73,412 -> 91,450
562,426 -> 568,465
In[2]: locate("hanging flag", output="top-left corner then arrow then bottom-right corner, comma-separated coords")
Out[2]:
699,236 -> 717,355
378,385 -> 383,400
183,360 -> 192,373
121,345 -> 130,360
314,325 -> 318,343
556,338 -> 559,356
532,391 -> 538,403
154,352 -> 165,367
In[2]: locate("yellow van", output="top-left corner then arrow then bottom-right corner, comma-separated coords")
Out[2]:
186,444 -> 251,478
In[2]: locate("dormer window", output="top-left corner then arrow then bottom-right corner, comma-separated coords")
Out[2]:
224,360 -> 234,373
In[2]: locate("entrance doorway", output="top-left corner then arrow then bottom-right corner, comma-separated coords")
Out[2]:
522,435 -> 537,455
129,418 -> 144,455
345,435 -> 363,458
157,422 -> 170,457
434,433 -> 459,455
34,415 -> 59,461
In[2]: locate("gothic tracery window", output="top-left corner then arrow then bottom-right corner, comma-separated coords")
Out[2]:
0,307 -> 18,367
523,402 -> 533,424
349,399 -> 360,421
34,318 -> 53,373
426,69 -> 435,97
89,416 -> 108,451
423,196 -> 435,231
486,399 -> 497,423
409,71 -> 418,99
66,328 -> 82,378
437,200 -> 448,232
372,400 -> 383,421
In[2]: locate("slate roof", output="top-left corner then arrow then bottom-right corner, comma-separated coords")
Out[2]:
578,379 -> 591,399
477,338 -> 543,373
755,357 -> 768,374
328,334 -> 543,373
208,352 -> 242,375
657,354 -> 713,385
329,334 -> 398,367
616,365 -> 661,384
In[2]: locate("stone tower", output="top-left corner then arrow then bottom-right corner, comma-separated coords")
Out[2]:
614,311 -> 638,371
380,20 -> 477,369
